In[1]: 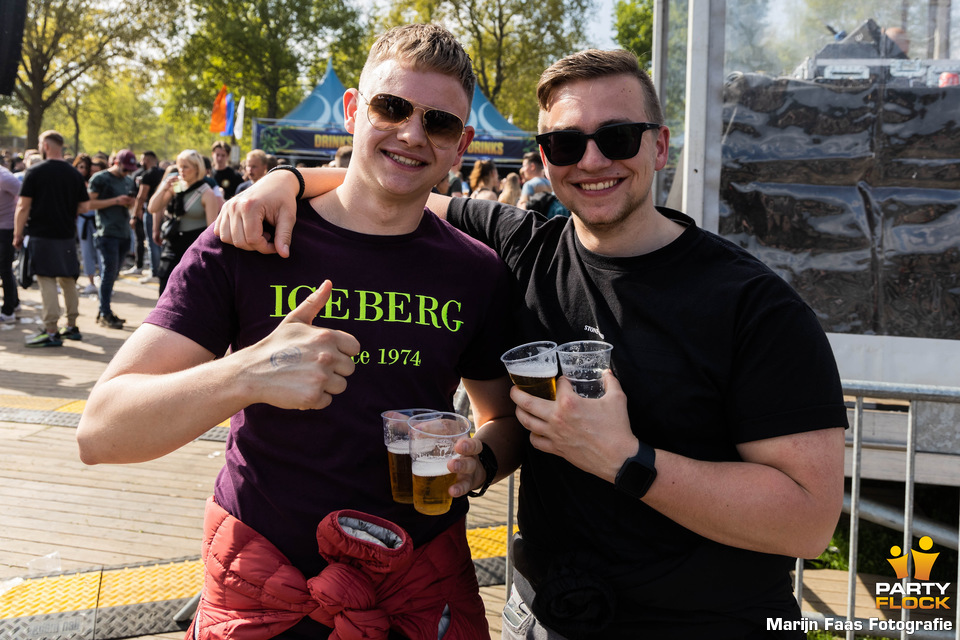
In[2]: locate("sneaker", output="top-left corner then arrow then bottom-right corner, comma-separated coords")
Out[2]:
0,312 -> 15,324
97,312 -> 123,329
139,274 -> 159,284
80,283 -> 98,295
121,266 -> 143,276
26,331 -> 63,348
58,326 -> 82,341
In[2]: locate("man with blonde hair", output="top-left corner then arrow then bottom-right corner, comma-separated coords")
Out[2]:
219,47 -> 848,639
234,149 -> 269,195
78,24 -> 519,639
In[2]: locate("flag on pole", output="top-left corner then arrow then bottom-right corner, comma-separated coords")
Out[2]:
233,96 -> 245,140
209,85 -> 228,133
221,92 -> 235,137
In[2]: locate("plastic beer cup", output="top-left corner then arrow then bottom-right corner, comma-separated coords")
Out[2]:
408,412 -> 471,516
557,341 -> 614,398
500,341 -> 558,400
381,408 -> 434,504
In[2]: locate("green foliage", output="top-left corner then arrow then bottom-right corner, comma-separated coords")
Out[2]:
161,0 -> 366,150
14,0 -> 174,148
724,0 -> 776,74
376,0 -> 592,132
614,0 -> 654,67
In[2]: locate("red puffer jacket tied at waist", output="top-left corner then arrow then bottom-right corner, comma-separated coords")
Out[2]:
189,497 -> 489,640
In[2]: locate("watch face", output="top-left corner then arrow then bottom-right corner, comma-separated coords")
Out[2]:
618,457 -> 657,499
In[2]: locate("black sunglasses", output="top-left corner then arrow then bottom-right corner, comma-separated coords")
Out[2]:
535,122 -> 661,166
359,92 -> 465,150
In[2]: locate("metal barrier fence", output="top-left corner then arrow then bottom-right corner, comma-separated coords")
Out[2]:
795,380 -> 960,640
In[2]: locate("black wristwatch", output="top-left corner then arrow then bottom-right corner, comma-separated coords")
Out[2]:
467,442 -> 498,498
615,441 -> 657,499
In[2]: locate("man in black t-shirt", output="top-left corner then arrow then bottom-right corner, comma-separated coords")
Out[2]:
211,141 -> 243,200
13,130 -> 90,347
130,151 -> 163,278
219,49 -> 849,639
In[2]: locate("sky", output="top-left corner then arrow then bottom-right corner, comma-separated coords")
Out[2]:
588,0 -> 619,49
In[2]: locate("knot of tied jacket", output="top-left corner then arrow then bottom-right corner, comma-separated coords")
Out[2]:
198,498 -> 481,640
306,513 -> 413,638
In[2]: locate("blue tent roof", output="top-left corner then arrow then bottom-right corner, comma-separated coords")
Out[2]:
469,85 -> 527,138
278,60 -> 528,139
279,59 -> 346,127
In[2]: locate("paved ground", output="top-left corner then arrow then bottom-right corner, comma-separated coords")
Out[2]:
0,272 -> 513,639
0,273 -> 158,399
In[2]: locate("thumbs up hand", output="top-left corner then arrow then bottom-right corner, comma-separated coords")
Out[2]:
243,280 -> 361,410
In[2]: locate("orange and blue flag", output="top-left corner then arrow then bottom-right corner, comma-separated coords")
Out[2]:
209,85 -> 228,133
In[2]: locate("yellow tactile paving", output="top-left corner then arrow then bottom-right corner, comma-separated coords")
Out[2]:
466,524 -> 516,560
54,400 -> 87,414
1,525 -> 510,619
0,395 -> 77,412
0,393 -> 230,426
98,560 -> 204,607
0,571 -> 101,618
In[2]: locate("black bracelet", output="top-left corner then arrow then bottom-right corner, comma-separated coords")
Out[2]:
267,164 -> 305,200
467,442 -> 499,498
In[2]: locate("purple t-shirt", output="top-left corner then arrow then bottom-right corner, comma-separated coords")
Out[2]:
145,200 -> 513,575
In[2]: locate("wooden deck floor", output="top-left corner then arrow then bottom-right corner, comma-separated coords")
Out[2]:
0,419 -> 510,638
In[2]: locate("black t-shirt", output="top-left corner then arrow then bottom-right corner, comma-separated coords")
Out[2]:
134,166 -> 164,206
448,198 -> 849,638
213,166 -> 244,200
20,159 -> 89,239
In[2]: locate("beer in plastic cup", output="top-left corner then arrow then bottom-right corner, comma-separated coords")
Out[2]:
557,340 -> 614,398
500,341 -> 559,400
408,412 -> 471,515
381,408 -> 434,504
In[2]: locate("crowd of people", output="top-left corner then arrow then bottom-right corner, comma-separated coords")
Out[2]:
2,138 -> 255,344
1,129 -> 563,349
6,20 -> 847,640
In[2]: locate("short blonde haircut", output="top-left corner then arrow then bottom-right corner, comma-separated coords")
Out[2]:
360,24 -> 475,101
176,149 -> 205,177
245,149 -> 268,166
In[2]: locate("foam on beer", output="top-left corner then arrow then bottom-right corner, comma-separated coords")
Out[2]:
507,361 -> 557,378
412,457 -> 453,477
387,441 -> 408,454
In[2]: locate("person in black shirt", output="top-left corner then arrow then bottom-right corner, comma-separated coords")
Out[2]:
216,48 -> 849,639
13,130 -> 90,346
211,141 -> 244,200
130,151 -> 164,278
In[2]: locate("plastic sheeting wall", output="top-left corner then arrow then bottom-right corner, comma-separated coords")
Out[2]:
720,73 -> 960,340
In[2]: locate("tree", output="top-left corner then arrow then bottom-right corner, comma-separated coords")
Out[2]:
614,0 -> 654,67
379,0 -> 592,131
14,0 -> 169,149
724,0 -> 777,74
166,0 -> 364,134
613,0 -> 686,132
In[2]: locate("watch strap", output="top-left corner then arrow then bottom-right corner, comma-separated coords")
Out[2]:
615,440 -> 657,499
467,442 -> 498,498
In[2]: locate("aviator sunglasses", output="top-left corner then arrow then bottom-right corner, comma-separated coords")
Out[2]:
535,122 -> 662,166
359,91 -> 466,149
